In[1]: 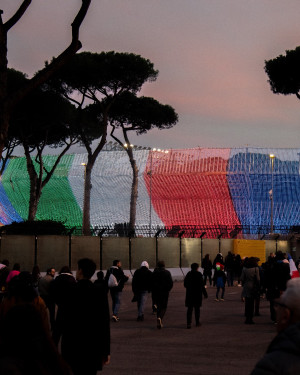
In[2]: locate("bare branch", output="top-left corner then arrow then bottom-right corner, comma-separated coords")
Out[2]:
42,141 -> 73,188
7,0 -> 92,112
4,0 -> 32,32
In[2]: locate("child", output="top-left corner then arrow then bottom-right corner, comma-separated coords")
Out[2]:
213,262 -> 226,301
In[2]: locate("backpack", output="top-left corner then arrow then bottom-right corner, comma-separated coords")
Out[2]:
108,271 -> 119,288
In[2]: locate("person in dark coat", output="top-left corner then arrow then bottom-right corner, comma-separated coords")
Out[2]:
202,254 -> 213,286
184,262 -> 208,329
250,278 -> 300,375
264,251 -> 291,323
105,259 -> 129,322
0,304 -> 72,375
61,258 -> 110,375
151,260 -> 173,329
132,261 -> 152,321
225,251 -> 235,287
50,266 -> 76,346
241,257 -> 260,324
233,254 -> 243,286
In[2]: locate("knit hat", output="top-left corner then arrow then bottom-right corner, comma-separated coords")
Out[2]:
141,261 -> 149,269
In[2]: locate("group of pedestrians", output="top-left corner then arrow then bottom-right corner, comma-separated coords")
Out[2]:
106,259 -> 174,330
0,250 -> 298,374
0,259 -> 110,375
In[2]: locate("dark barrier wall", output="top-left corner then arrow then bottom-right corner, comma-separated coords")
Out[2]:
0,236 -> 292,272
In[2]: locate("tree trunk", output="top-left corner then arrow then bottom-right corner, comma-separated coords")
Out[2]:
82,161 -> 92,236
110,126 -> 139,235
81,116 -> 108,236
128,148 -> 138,235
24,145 -> 42,221
0,13 -> 8,159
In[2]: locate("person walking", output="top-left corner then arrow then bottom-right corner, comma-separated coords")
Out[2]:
151,260 -> 173,329
50,266 -> 76,346
105,260 -> 129,322
264,251 -> 291,323
213,263 -> 226,301
184,262 -> 208,329
61,258 -> 110,375
132,261 -> 152,321
202,254 -> 213,286
225,251 -> 235,287
241,257 -> 260,324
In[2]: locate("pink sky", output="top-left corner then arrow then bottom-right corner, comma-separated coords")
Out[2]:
2,0 -> 300,150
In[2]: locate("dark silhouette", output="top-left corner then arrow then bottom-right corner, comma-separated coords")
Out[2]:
202,254 -> 213,286
184,263 -> 208,328
132,261 -> 152,321
61,258 -> 110,375
50,266 -> 76,346
151,260 -> 173,329
251,278 -> 300,374
0,304 -> 72,375
241,257 -> 260,324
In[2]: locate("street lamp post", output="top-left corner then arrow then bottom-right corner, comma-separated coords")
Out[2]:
269,154 -> 275,234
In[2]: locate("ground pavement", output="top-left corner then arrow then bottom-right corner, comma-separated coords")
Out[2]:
102,282 -> 276,375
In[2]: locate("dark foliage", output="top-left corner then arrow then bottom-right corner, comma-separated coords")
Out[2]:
0,220 -> 68,235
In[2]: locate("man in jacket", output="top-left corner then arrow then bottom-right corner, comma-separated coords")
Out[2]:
251,278 -> 300,375
61,258 -> 110,375
184,262 -> 208,329
151,260 -> 173,329
105,259 -> 129,322
132,261 -> 152,321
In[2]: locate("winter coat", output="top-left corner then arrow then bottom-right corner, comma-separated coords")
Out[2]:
132,266 -> 152,295
251,322 -> 300,375
241,266 -> 260,298
61,279 -> 110,372
184,270 -> 208,307
202,259 -> 213,276
213,269 -> 226,287
151,267 -> 173,300
50,273 -> 76,307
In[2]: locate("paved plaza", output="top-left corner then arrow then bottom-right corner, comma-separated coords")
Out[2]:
102,281 -> 276,375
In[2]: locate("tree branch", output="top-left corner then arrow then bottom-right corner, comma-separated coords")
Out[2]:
7,0 -> 91,112
3,0 -> 32,32
110,125 -> 124,148
42,141 -> 73,188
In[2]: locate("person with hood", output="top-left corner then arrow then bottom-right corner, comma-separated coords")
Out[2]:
105,259 -> 129,322
184,263 -> 208,329
132,261 -> 152,321
151,260 -> 173,329
251,278 -> 300,375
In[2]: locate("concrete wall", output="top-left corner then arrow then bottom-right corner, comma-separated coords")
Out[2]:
0,235 -> 290,272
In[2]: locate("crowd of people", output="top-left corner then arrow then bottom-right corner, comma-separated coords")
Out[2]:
0,250 -> 299,374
